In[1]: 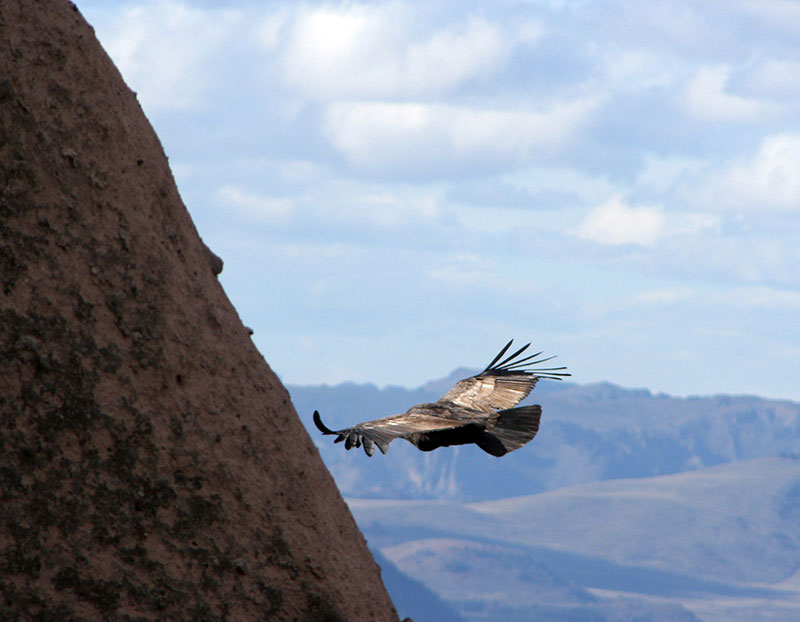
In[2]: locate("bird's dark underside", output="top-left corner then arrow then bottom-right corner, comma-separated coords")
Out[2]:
313,340 -> 567,457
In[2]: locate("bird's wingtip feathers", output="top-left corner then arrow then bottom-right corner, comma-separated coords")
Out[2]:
483,339 -> 571,380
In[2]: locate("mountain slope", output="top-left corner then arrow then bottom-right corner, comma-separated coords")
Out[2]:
350,458 -> 800,621
292,379 -> 800,500
369,547 -> 467,622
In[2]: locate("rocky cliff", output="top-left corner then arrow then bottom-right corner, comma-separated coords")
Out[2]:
0,1 -> 398,620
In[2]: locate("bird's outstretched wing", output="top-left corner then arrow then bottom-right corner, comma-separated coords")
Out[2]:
313,409 -> 476,457
313,340 -> 569,457
438,339 -> 570,412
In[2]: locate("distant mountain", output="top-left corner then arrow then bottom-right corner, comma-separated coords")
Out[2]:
369,547 -> 467,622
290,377 -> 800,501
351,457 -> 800,622
290,377 -> 800,620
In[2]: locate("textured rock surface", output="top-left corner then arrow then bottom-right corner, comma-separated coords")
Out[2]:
0,1 -> 398,620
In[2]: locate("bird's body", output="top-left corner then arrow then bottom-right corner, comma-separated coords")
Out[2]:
313,340 -> 569,457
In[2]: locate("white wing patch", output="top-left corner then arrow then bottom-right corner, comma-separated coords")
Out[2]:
441,375 -> 537,411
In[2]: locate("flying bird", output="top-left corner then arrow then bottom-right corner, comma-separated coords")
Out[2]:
313,340 -> 569,457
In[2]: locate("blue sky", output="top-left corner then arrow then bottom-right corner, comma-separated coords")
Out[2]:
76,0 -> 800,400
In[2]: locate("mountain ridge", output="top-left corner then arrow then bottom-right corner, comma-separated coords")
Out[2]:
287,375 -> 800,621
352,457 -> 800,622
290,376 -> 800,501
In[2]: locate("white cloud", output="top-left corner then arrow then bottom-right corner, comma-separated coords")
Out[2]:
660,233 -> 800,286
599,49 -> 681,92
323,98 -> 598,174
573,196 -> 717,247
456,206 -> 553,234
730,0 -> 800,36
666,212 -> 720,237
338,192 -> 443,228
685,133 -> 800,211
426,254 -> 539,295
631,288 -> 694,306
255,8 -> 290,49
218,180 -> 447,231
681,65 -> 778,122
216,184 -> 293,220
277,160 -> 328,183
636,154 -> 706,192
732,58 -> 800,100
76,0 -> 800,401
718,285 -> 800,312
630,285 -> 800,312
574,197 -> 666,246
93,2 -> 244,111
281,4 -> 532,99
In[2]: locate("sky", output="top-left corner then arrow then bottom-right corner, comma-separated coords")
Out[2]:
75,0 -> 800,401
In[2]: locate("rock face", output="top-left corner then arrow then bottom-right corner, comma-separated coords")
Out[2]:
0,2 -> 398,620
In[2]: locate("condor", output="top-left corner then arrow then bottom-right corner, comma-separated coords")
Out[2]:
313,340 -> 569,457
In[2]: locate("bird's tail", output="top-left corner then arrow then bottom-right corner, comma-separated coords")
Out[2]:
477,405 -> 541,457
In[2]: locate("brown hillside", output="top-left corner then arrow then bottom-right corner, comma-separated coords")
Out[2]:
0,1 -> 399,620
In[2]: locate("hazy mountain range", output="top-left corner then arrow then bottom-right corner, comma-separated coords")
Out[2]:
289,375 -> 800,621
291,374 -> 800,500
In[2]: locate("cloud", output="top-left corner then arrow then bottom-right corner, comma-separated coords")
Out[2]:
281,4 -> 532,99
216,180 -> 449,235
630,285 -> 800,312
323,98 -> 598,176
573,196 -> 717,247
446,177 -> 584,210
683,133 -> 800,211
338,192 -> 443,228
91,1 -> 244,111
254,7 -> 290,49
573,197 -> 666,246
730,0 -> 800,37
635,154 -> 706,192
597,48 -> 682,92
215,185 -> 293,220
731,57 -> 800,100
277,160 -> 328,183
425,254 -> 539,296
681,65 -> 778,122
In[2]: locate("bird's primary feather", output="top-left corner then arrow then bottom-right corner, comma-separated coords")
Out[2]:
312,340 -> 569,457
